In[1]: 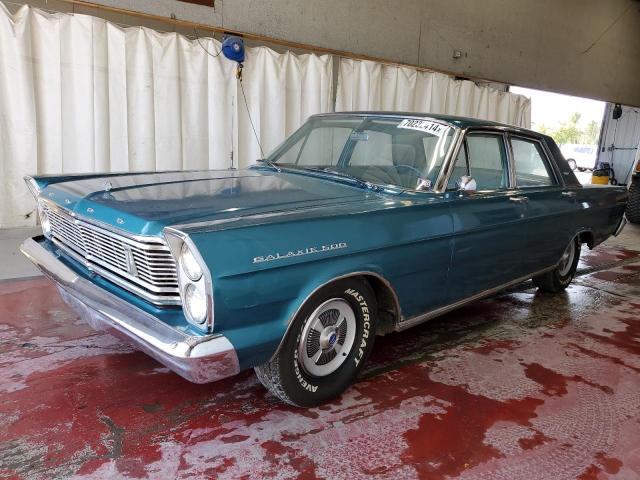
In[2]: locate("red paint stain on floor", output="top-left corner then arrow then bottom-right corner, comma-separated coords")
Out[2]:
1,247 -> 640,479
578,451 -> 624,479
518,429 -> 552,450
401,375 -> 543,478
524,363 -> 613,396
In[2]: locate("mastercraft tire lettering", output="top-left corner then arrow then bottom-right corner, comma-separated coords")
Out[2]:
254,278 -> 377,407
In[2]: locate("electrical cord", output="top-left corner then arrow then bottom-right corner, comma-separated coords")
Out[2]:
239,76 -> 265,159
193,27 -> 222,58
193,28 -> 266,162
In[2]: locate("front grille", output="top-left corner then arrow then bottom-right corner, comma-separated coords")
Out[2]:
42,201 -> 180,305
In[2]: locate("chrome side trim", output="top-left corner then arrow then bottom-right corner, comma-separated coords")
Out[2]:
20,237 -> 239,383
270,271 -> 402,360
396,266 -> 555,331
504,131 -> 517,188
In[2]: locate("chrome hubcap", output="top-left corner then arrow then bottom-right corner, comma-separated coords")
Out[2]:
558,240 -> 576,277
298,298 -> 356,377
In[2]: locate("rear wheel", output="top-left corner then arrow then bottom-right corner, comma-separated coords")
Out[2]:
533,237 -> 581,293
255,278 -> 377,407
567,158 -> 577,171
627,179 -> 640,224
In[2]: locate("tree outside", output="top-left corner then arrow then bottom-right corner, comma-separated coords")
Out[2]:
535,112 -> 600,146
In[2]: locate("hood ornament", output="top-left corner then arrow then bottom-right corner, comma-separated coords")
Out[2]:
102,180 -> 115,200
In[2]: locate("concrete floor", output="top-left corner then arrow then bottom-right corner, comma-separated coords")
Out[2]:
0,226 -> 639,479
0,227 -> 41,281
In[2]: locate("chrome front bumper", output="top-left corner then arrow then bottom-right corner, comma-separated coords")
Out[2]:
20,237 -> 240,384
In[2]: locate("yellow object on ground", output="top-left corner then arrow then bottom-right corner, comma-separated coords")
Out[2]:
591,173 -> 609,185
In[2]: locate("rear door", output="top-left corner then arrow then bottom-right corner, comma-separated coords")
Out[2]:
508,134 -> 577,273
447,131 -> 529,302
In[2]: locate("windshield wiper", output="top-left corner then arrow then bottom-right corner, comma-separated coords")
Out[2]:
256,158 -> 282,173
300,167 -> 377,190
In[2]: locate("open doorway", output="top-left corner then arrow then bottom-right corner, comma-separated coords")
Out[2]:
510,86 -> 606,185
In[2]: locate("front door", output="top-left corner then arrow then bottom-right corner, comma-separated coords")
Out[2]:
447,131 -> 529,302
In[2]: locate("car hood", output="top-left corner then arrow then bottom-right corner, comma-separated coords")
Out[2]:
40,169 -> 388,236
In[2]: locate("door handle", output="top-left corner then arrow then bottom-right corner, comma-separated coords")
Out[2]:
509,196 -> 529,203
561,191 -> 577,197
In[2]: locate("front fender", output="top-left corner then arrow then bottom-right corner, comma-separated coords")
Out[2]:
187,231 -> 400,370
209,252 -> 393,370
183,197 -> 450,370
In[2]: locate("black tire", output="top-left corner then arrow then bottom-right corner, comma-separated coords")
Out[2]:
255,278 -> 377,407
567,159 -> 577,171
533,237 -> 581,293
627,179 -> 640,224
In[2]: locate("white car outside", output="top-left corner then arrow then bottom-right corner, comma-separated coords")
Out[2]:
560,144 -> 597,171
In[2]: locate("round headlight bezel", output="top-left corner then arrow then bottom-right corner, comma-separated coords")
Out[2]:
163,229 -> 214,331
180,242 -> 203,281
184,282 -> 207,324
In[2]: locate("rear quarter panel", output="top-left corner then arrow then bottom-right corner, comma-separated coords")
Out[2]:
574,185 -> 628,246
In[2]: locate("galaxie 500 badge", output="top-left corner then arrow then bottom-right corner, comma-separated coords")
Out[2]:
253,243 -> 347,264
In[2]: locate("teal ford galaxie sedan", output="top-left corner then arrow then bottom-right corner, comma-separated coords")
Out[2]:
21,113 -> 628,406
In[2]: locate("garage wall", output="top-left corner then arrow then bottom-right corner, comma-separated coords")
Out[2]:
12,0 -> 638,106
0,4 -> 333,227
597,104 -> 640,184
0,3 -> 532,228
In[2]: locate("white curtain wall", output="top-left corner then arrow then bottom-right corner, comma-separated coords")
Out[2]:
0,4 -> 333,227
336,59 -> 531,128
0,4 -> 531,228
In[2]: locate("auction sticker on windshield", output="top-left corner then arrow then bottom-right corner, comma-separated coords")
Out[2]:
397,119 -> 447,136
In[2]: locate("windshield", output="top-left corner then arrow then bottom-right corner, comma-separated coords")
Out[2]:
267,115 -> 457,191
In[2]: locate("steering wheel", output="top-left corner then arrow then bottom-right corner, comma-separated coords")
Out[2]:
394,164 -> 424,177
394,164 -> 432,190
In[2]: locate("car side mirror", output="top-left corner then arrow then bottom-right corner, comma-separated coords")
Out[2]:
457,175 -> 477,192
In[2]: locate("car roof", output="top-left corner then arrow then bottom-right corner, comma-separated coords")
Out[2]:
312,111 -> 541,136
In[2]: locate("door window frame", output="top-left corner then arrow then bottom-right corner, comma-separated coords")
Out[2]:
444,128 -> 514,192
507,134 -> 563,188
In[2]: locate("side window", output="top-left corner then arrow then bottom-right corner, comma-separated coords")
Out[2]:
511,137 -> 556,187
447,134 -> 507,190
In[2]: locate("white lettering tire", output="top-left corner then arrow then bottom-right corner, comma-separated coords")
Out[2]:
255,278 -> 377,407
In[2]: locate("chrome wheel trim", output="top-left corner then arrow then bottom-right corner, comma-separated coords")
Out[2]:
298,298 -> 357,377
558,240 -> 576,277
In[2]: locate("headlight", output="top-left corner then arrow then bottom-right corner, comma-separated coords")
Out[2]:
184,282 -> 207,324
164,228 -> 214,331
39,205 -> 52,237
180,243 -> 203,281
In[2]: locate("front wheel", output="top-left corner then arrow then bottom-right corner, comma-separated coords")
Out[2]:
255,278 -> 377,407
533,237 -> 581,293
567,158 -> 577,171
